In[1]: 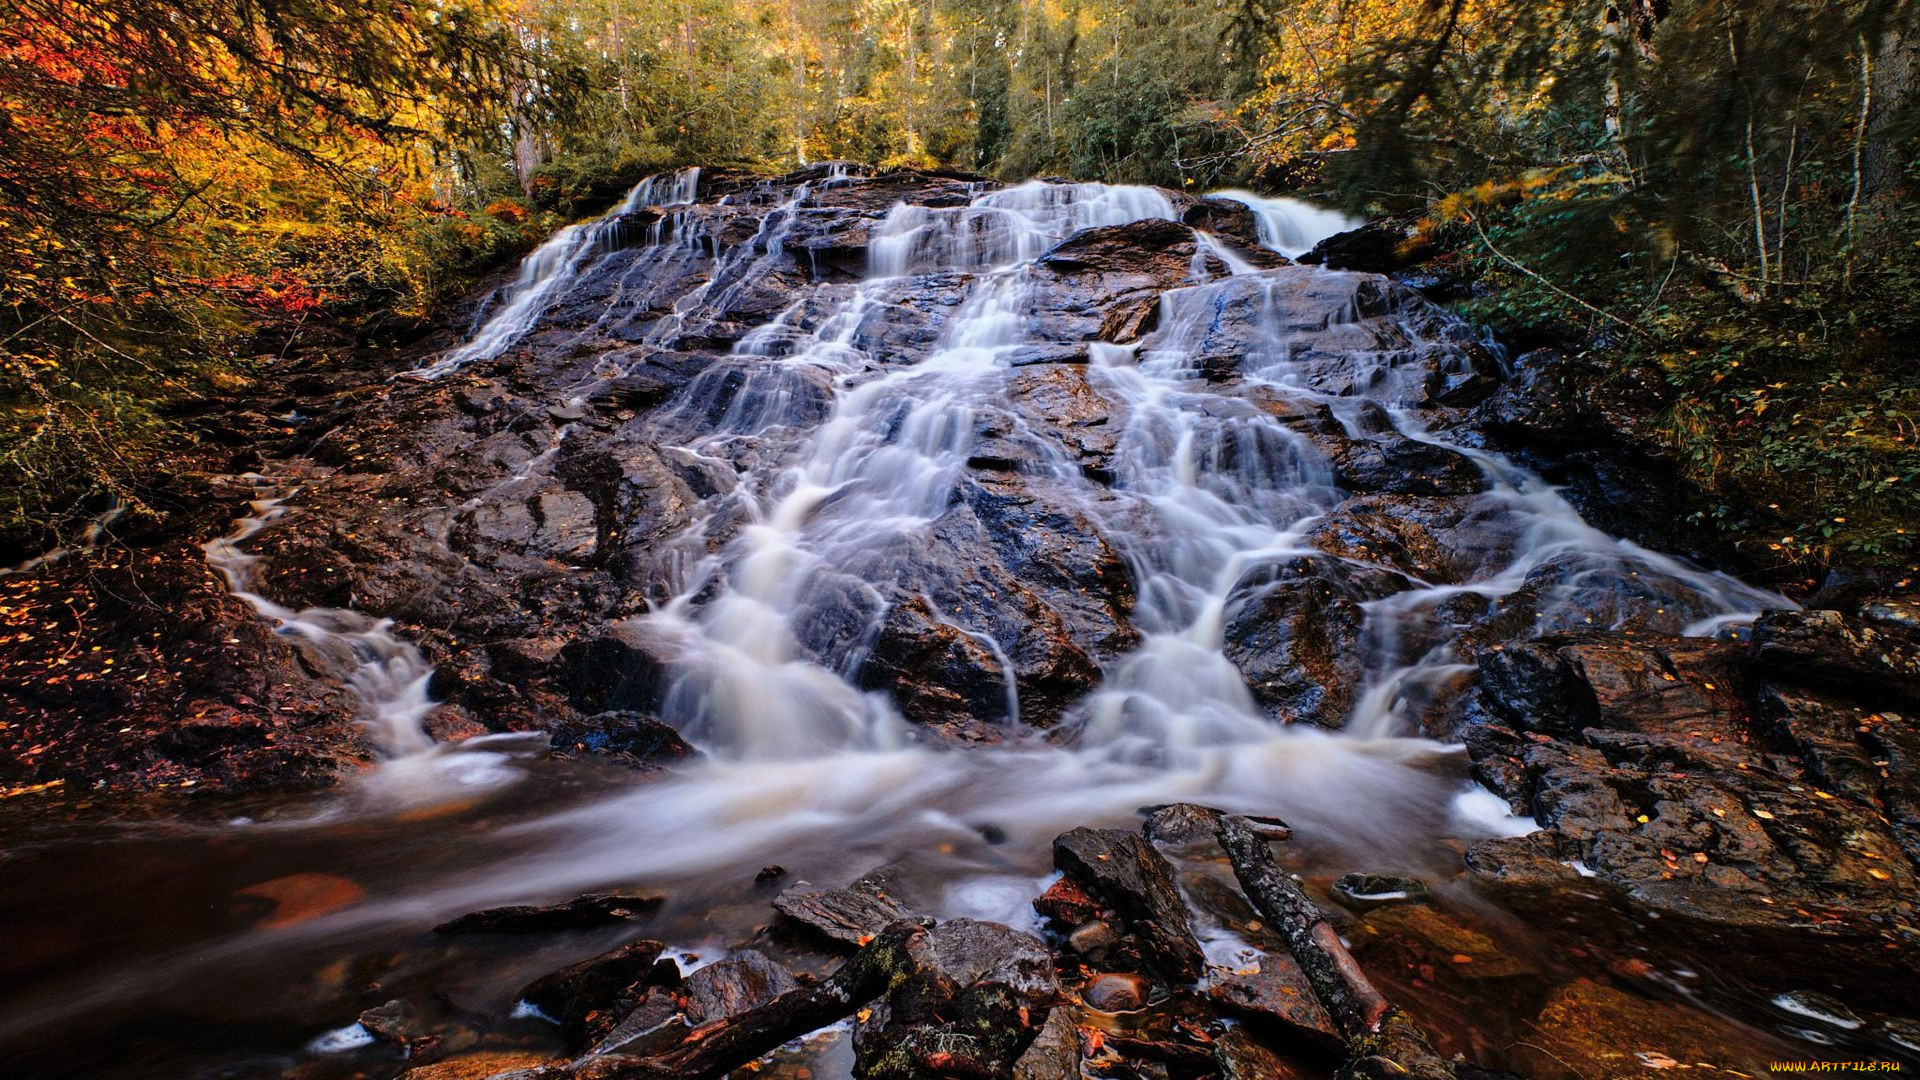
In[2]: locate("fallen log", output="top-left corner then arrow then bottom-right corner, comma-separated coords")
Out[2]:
574,919 -> 931,1080
1216,815 -> 1390,1036
1216,815 -> 1452,1080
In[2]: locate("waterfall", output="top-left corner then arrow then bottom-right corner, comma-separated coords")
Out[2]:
406,167 -> 702,381
205,168 -> 1788,917
1209,190 -> 1362,258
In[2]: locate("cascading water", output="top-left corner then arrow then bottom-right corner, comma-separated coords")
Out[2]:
3,170 -> 1821,1080
202,477 -> 437,759
407,168 -> 703,381
1209,190 -> 1363,258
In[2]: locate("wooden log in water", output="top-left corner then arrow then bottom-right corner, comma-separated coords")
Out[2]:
1216,815 -> 1453,1080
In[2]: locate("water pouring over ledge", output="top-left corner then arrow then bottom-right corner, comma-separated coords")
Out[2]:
0,167 -> 1823,1078
222,163 -> 1786,876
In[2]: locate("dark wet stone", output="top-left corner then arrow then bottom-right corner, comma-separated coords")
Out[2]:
1477,632 -> 1752,749
774,865 -> 924,946
1033,876 -> 1104,929
1306,494 -> 1507,586
556,626 -> 675,716
517,939 -> 671,1050
1081,971 -> 1149,1011
546,711 -> 695,768
1052,827 -> 1204,983
1222,563 -> 1371,728
860,595 -> 1015,741
1180,197 -> 1266,250
586,987 -> 686,1058
434,892 -> 664,934
1298,218 -> 1428,273
1204,949 -> 1341,1048
854,919 -> 1056,1080
0,537 -> 369,793
1213,1026 -> 1312,1080
1143,803 -> 1291,847
1752,606 -> 1920,708
682,950 -> 798,1025
1012,1009 -> 1082,1080
1066,920 -> 1121,963
1331,873 -> 1431,910
1328,434 -> 1486,497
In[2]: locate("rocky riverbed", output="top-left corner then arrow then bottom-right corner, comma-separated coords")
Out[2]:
1,164 -> 1916,1078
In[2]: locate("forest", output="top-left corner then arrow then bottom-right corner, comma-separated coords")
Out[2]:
3,0 -> 1916,570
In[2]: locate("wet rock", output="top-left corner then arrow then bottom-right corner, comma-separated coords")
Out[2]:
1205,950 -> 1341,1047
1298,218 -> 1428,274
1052,827 -> 1204,982
1012,1009 -> 1082,1080
682,950 -> 798,1024
1008,364 -> 1120,478
1305,495 -> 1506,586
1081,971 -> 1150,1011
1327,435 -> 1486,497
1477,632 -> 1753,750
1771,989 -> 1865,1032
517,939 -> 671,1050
586,988 -> 687,1058
1181,197 -> 1266,250
1144,803 -> 1292,847
774,865 -> 924,946
1755,685 -> 1889,807
1752,605 -> 1920,707
556,626 -> 675,716
854,918 -> 1057,1080
1465,728 -> 1920,957
0,539 -> 369,793
546,711 -> 695,768
1067,920 -> 1121,963
357,999 -> 421,1048
1222,563 -> 1371,728
1033,876 -> 1104,928
1213,1026 -> 1313,1080
433,892 -> 664,935
860,595 -> 1016,741
1331,873 -> 1431,910
1878,1015 -> 1920,1053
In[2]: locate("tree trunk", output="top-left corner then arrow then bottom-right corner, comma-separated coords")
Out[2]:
1863,24 -> 1917,201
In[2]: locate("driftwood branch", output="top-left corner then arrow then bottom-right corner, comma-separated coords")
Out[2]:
1216,815 -> 1454,1080
576,920 -> 932,1080
1216,814 -> 1391,1036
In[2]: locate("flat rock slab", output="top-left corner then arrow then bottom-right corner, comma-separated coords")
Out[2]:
773,864 -> 923,945
1206,951 -> 1341,1047
1052,827 -> 1204,983
682,950 -> 798,1025
434,892 -> 663,935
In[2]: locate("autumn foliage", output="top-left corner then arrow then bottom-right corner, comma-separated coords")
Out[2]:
0,0 -> 554,533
